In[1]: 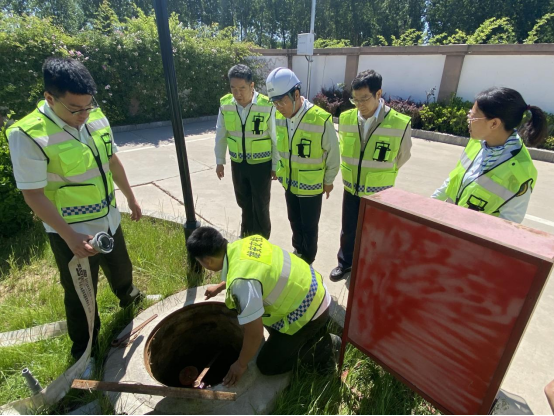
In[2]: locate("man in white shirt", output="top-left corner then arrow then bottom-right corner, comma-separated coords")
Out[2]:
8,57 -> 143,362
214,64 -> 278,239
266,68 -> 340,265
186,226 -> 340,386
330,70 -> 412,281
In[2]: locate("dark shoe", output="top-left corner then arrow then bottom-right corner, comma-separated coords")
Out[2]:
313,333 -> 343,375
329,266 -> 351,282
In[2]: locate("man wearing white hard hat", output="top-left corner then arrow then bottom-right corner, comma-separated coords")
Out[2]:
265,67 -> 340,265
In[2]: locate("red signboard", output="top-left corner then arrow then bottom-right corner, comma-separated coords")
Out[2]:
340,188 -> 554,415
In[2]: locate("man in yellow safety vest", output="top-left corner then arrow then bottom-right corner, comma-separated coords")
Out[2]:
330,70 -> 412,282
187,226 -> 341,386
215,64 -> 278,239
8,57 -> 144,375
265,67 -> 340,265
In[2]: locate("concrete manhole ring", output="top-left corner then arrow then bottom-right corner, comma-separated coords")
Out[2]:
103,285 -> 290,414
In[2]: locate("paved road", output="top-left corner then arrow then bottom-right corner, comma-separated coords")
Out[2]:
114,121 -> 554,415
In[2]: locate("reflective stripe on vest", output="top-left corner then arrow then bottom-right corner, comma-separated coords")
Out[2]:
270,266 -> 319,331
444,137 -> 538,217
275,105 -> 330,196
225,236 -> 325,335
263,249 -> 292,306
220,93 -> 273,165
9,102 -> 116,224
339,108 -> 410,197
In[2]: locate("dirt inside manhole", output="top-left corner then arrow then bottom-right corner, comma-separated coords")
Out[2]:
144,302 -> 242,389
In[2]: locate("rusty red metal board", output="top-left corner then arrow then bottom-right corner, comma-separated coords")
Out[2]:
339,188 -> 554,415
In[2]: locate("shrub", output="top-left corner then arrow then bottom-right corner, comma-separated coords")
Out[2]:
0,113 -> 34,237
385,96 -> 423,129
312,84 -> 353,117
313,38 -> 352,48
537,112 -> 554,151
0,12 -> 255,126
420,96 -> 473,137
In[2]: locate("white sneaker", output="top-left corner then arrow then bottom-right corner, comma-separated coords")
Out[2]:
146,294 -> 162,301
81,357 -> 96,380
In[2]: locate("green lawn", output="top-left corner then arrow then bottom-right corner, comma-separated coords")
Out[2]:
0,214 -> 215,412
0,214 -> 436,414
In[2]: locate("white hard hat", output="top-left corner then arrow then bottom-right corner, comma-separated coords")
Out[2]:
266,67 -> 301,100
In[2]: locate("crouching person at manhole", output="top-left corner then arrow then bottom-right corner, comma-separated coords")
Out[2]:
7,57 -> 144,372
186,226 -> 342,385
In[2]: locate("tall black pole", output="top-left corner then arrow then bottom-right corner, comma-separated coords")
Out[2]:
152,0 -> 201,268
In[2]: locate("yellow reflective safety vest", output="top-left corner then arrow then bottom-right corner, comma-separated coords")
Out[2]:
275,105 -> 330,196
225,235 -> 326,335
338,108 -> 410,197
444,137 -> 537,216
220,93 -> 273,164
8,101 -> 116,224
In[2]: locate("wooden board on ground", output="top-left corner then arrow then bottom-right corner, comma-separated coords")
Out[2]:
71,379 -> 237,401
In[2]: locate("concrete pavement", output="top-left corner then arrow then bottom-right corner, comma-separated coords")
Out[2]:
113,120 -> 554,415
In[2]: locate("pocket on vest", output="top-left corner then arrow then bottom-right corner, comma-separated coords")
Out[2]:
340,163 -> 354,192
223,112 -> 236,131
227,137 -> 239,160
56,184 -> 103,218
251,138 -> 271,160
364,171 -> 396,192
276,159 -> 288,186
298,169 -> 324,194
58,147 -> 88,176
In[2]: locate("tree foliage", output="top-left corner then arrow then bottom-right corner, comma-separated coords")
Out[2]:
467,17 -> 517,45
525,13 -> 554,44
0,0 -> 553,48
426,0 -> 554,43
0,13 -> 255,125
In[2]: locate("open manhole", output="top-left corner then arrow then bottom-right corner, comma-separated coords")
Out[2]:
144,302 -> 243,389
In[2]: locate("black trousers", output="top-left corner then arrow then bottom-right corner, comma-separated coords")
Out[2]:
48,226 -> 140,360
231,160 -> 272,239
337,189 -> 361,269
256,307 -> 335,375
284,191 -> 323,265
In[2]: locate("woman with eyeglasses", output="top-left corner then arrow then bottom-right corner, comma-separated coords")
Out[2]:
432,87 -> 548,223
330,69 -> 413,282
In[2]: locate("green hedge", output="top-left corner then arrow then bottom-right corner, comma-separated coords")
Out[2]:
0,12 -> 255,126
0,113 -> 34,237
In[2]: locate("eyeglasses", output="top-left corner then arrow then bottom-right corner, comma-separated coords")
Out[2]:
272,96 -> 289,108
467,111 -> 487,123
56,96 -> 99,115
349,96 -> 373,106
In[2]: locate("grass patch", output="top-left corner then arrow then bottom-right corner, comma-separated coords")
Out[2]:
1,214 -> 436,414
0,214 -> 216,411
273,342 -> 438,415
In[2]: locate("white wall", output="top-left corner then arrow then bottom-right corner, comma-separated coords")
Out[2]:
358,55 -> 446,102
292,55 -> 347,100
457,55 -> 554,113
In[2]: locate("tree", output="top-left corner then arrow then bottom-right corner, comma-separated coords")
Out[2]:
425,0 -> 554,43
38,0 -> 85,32
93,0 -> 120,34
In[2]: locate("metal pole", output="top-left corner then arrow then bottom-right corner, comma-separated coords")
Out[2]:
306,0 -> 316,99
152,0 -> 201,269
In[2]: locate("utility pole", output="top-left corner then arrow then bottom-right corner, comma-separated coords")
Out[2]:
152,0 -> 201,270
306,0 -> 316,99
